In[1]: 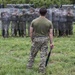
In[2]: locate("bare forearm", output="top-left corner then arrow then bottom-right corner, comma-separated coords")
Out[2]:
30,26 -> 33,41
49,29 -> 53,44
49,33 -> 53,44
30,32 -> 33,40
49,31 -> 54,49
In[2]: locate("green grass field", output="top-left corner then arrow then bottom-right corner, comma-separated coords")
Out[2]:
0,25 -> 75,75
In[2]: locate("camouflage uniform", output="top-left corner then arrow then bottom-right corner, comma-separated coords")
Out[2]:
27,9 -> 35,36
52,9 -> 59,36
19,10 -> 27,37
33,11 -> 39,19
11,13 -> 18,36
27,37 -> 48,73
11,9 -> 19,37
1,12 -> 10,38
34,9 -> 40,19
58,9 -> 66,36
46,9 -> 50,20
66,9 -> 73,35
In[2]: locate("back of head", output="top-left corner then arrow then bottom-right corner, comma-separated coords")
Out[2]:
39,6 -> 47,16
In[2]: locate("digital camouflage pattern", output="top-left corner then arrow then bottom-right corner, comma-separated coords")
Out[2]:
1,12 -> 10,38
27,37 -> 49,73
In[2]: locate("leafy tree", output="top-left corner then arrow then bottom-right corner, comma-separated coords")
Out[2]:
0,0 -> 72,7
70,0 -> 75,4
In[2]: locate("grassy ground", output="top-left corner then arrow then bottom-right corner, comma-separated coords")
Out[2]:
0,26 -> 75,75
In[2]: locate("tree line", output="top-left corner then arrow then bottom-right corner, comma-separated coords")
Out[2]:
0,0 -> 75,7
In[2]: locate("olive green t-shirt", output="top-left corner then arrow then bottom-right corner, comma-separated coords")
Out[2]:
31,16 -> 53,37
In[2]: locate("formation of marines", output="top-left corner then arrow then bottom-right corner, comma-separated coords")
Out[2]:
47,7 -> 74,37
0,7 -> 74,38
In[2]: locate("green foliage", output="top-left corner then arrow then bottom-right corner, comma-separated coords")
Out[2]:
0,0 -> 72,7
70,0 -> 75,4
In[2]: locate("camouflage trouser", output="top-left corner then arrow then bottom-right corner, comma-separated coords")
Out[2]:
19,22 -> 26,37
11,22 -> 17,36
58,22 -> 66,36
53,21 -> 59,36
27,37 -> 49,73
66,22 -> 73,35
2,23 -> 9,38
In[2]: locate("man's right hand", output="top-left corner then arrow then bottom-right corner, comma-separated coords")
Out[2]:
50,43 -> 54,49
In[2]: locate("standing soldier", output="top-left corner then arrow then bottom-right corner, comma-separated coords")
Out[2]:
58,8 -> 66,37
1,12 -> 5,37
27,7 -> 54,74
11,9 -> 19,37
1,11 -> 10,38
52,8 -> 59,36
27,8 -> 35,36
66,8 -> 74,35
52,7 -> 56,36
19,9 -> 27,37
